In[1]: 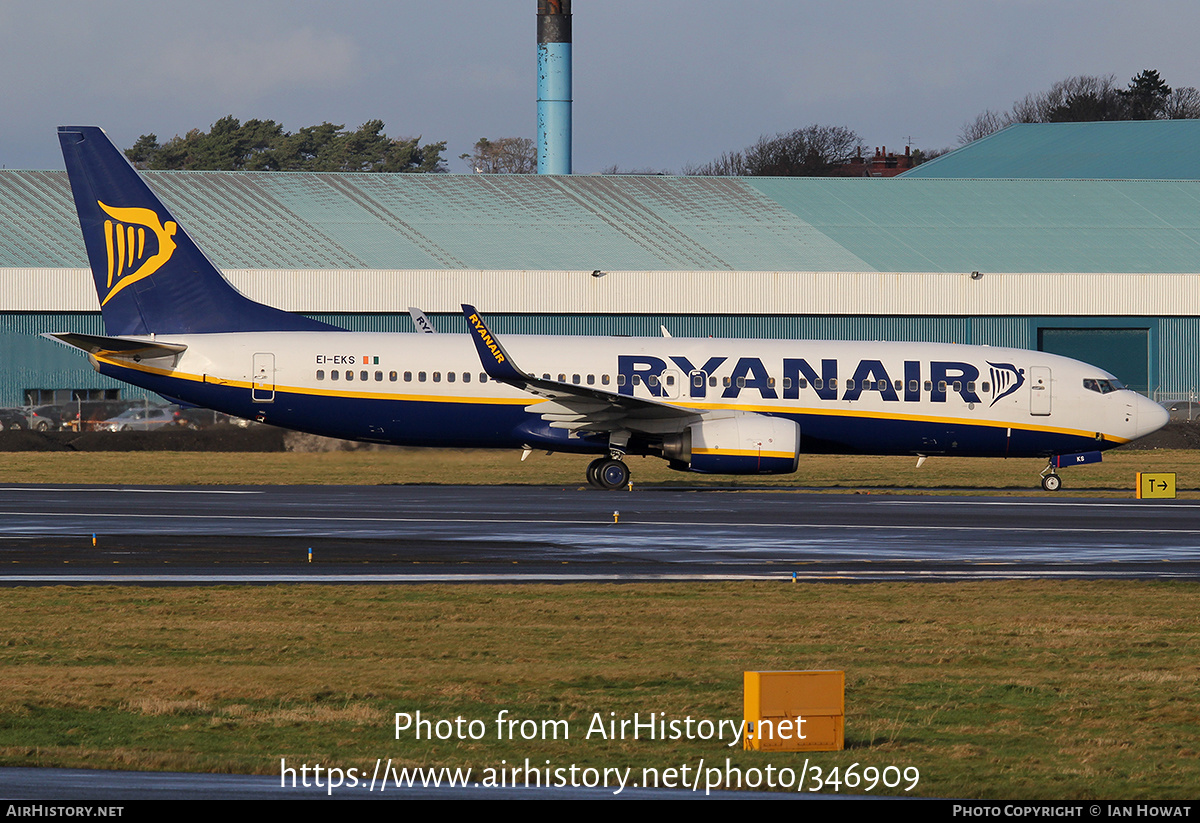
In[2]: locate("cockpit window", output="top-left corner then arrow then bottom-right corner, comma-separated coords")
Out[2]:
1083,378 -> 1125,394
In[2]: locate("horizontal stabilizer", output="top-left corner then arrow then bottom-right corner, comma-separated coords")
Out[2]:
43,332 -> 187,360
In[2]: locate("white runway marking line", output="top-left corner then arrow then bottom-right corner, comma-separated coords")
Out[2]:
0,570 -> 1191,583
1,510 -> 1197,536
0,487 -> 262,494
877,500 -> 1200,509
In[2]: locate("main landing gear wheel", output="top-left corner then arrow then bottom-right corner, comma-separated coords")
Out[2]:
1041,473 -> 1062,492
586,458 -> 605,488
587,457 -> 630,490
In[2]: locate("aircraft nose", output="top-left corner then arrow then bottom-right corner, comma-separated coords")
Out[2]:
1133,394 -> 1170,440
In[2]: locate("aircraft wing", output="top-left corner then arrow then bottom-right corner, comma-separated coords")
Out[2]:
462,304 -> 698,433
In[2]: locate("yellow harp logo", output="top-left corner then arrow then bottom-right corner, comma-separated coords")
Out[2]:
98,201 -> 178,306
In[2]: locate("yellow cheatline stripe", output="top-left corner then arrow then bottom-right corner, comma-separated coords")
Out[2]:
91,355 -> 1128,443
92,355 -> 531,406
676,398 -> 1128,443
693,448 -> 795,459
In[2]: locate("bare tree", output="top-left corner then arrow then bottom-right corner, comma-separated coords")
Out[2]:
958,109 -> 1007,145
959,70 -> 1199,146
686,125 -> 863,176
681,150 -> 748,176
1163,86 -> 1200,119
460,137 -> 536,174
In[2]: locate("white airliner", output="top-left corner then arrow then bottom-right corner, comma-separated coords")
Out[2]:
48,126 -> 1168,491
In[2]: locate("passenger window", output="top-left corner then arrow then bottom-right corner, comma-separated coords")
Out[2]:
558,373 -> 566,382
709,376 -> 717,387
924,381 -> 932,391
331,370 -> 339,381
981,381 -> 989,393
736,377 -> 745,388
693,373 -> 704,387
418,372 -> 427,382
767,377 -> 775,388
617,375 -> 626,386
846,379 -> 855,390
587,374 -> 595,385
375,371 -> 383,381
572,374 -> 581,385
894,380 -> 902,391
602,374 -> 610,385
782,377 -> 792,389
814,378 -> 823,390
404,371 -> 412,382
938,381 -> 947,392
360,370 -> 368,381
666,374 -> 675,386
447,372 -> 456,383
723,377 -> 731,387
952,381 -> 962,392
316,370 -> 325,381
433,372 -> 441,382
632,375 -> 641,386
648,375 -> 659,387
966,381 -> 975,392
346,370 -> 354,381
480,374 -> 488,383
909,380 -> 918,392
798,378 -> 808,388
463,373 -> 471,383
389,371 -> 398,382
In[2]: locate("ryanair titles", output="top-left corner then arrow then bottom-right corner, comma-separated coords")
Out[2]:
466,312 -> 506,365
619,355 -> 1026,406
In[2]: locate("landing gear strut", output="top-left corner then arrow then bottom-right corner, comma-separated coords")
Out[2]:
586,457 -> 630,490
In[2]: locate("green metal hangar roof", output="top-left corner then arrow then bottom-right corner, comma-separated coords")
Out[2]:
2,169 -> 1200,318
902,120 -> 1200,180
1,164 -> 1198,401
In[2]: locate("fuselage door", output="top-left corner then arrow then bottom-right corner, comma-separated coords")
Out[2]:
1030,366 -> 1051,416
252,352 -> 275,402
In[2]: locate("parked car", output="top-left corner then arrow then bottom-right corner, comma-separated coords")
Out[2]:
27,407 -> 59,431
0,407 -> 59,431
0,409 -> 27,431
97,406 -> 182,432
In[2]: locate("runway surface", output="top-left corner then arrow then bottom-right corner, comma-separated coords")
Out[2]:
0,484 -> 1196,581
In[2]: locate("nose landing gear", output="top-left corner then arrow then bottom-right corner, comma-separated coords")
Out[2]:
1039,449 -> 1103,491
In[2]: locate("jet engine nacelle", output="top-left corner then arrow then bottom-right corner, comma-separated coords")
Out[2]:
662,415 -> 800,474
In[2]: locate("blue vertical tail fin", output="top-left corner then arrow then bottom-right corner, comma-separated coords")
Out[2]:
57,126 -> 339,335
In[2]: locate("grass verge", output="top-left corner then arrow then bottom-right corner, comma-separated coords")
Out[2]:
0,448 -> 1196,494
1,581 -> 1197,798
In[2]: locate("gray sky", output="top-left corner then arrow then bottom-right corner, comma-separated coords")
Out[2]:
3,1 -> 1198,172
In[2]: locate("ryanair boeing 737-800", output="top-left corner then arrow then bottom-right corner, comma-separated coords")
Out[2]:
47,127 -> 1168,490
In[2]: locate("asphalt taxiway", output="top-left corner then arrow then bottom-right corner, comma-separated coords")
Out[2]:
0,484 -> 1196,582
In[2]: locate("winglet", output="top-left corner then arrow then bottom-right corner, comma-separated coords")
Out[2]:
408,307 -> 436,333
461,304 -> 526,382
